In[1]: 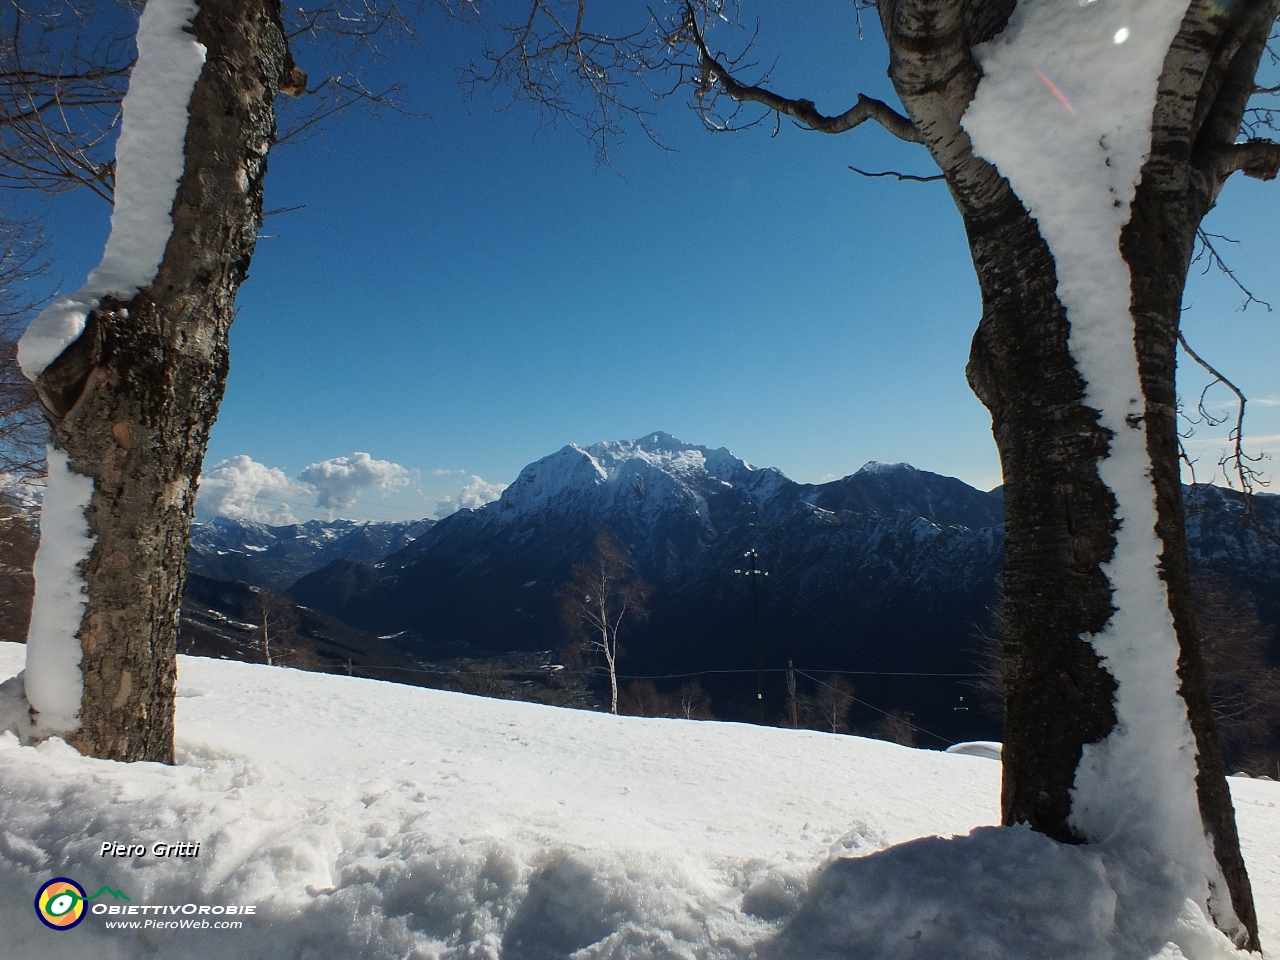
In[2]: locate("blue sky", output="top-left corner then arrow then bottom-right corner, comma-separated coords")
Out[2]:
23,4 -> 1280,523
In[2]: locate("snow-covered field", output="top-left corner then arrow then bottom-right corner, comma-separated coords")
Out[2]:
0,641 -> 1275,959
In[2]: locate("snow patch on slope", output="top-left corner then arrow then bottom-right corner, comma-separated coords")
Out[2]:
17,0 -> 205,379
963,0 -> 1232,937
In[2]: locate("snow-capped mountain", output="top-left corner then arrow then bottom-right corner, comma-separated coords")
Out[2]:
493,432 -> 793,528
187,516 -> 433,590
288,432 -> 1280,737
288,434 -> 1010,734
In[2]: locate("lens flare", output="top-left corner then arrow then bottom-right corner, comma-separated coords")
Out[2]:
1034,70 -> 1077,115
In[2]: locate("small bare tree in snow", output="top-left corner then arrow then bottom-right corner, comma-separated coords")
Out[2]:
249,588 -> 299,667
816,676 -> 855,734
558,531 -> 650,715
875,709 -> 917,748
795,675 -> 855,734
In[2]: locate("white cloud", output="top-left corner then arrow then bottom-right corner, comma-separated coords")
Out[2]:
200,452 -> 417,522
298,453 -> 413,515
431,468 -> 466,476
459,475 -> 506,509
433,475 -> 507,519
199,456 -> 311,525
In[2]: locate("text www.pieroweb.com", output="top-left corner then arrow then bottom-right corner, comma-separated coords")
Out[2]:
95,903 -> 254,931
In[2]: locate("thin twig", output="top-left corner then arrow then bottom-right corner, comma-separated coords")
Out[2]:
1178,331 -> 1270,509
1193,229 -> 1272,312
849,164 -> 943,182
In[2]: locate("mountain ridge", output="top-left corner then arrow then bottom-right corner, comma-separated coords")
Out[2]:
175,433 -> 1280,737
187,515 -> 433,590
282,433 -> 1279,736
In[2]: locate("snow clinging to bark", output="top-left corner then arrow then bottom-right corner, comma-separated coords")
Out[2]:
16,0 -> 206,379
962,0 -> 1240,942
21,449 -> 95,734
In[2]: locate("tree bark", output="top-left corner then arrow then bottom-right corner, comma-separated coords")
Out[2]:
28,0 -> 290,762
963,193 -> 1122,846
872,0 -> 1277,947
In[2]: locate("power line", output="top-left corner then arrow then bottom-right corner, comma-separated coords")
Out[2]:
801,669 -> 984,678
333,663 -> 981,682
794,669 -> 954,747
618,668 -> 772,679
760,571 -> 972,710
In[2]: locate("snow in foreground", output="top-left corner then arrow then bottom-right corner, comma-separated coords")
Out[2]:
0,643 -> 1275,960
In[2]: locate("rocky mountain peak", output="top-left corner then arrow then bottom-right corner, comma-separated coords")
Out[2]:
491,432 -> 787,526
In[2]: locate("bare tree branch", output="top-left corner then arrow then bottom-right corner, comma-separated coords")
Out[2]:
1178,331 -> 1271,507
0,1 -> 425,196
275,0 -> 425,146
849,164 -> 943,182
459,0 -> 668,166
1192,228 -> 1272,312
557,531 -> 651,714
0,1 -> 137,198
0,214 -> 50,485
678,3 -> 922,143
1213,137 -> 1280,181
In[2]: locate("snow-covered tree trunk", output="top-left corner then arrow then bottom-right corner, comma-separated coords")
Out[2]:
876,0 -> 1279,948
15,0 -> 291,762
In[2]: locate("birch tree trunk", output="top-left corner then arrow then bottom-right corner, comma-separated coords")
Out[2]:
24,0 -> 290,763
607,635 -> 618,715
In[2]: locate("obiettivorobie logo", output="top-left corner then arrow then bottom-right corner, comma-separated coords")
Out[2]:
34,877 -> 257,933
34,878 -> 130,931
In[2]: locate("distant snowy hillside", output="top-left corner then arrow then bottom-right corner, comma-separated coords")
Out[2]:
0,643 -> 1274,959
187,516 -> 433,590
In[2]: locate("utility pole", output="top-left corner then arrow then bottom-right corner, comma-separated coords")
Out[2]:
735,549 -> 768,722
788,660 -> 798,729
953,694 -> 970,743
